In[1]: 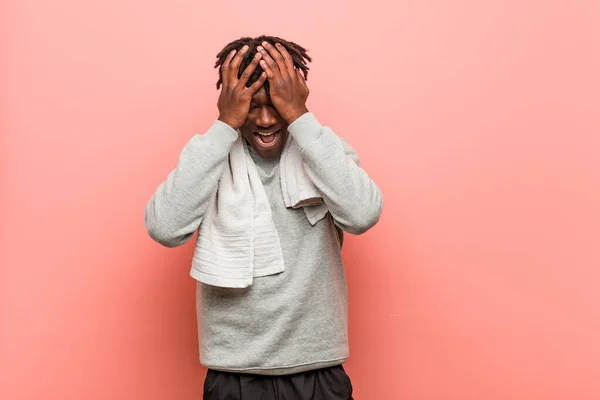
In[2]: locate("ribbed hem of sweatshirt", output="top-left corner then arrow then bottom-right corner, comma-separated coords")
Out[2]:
203,357 -> 349,376
202,119 -> 239,146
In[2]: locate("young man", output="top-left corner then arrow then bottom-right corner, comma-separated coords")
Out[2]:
145,35 -> 383,400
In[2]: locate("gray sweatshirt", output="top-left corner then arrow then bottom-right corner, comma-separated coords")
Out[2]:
145,112 -> 383,375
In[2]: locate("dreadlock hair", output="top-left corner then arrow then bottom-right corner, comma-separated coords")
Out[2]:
215,35 -> 312,100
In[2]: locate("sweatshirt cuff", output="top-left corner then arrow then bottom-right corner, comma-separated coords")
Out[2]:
201,119 -> 240,148
287,112 -> 323,150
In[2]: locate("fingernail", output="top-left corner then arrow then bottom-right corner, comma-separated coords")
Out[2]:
255,52 -> 261,58
257,46 -> 264,51
262,41 -> 268,46
242,45 -> 249,51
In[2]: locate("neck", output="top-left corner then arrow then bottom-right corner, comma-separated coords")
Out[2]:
246,140 -> 281,167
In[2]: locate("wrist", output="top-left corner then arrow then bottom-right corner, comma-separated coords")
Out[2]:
217,115 -> 241,130
283,106 -> 309,125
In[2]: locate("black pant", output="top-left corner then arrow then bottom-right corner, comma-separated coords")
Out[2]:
203,365 -> 354,400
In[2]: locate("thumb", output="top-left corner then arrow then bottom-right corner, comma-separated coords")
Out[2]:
296,68 -> 308,88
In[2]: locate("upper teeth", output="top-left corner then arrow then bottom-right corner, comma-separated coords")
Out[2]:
257,130 -> 277,136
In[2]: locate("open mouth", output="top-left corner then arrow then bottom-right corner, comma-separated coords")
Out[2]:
253,129 -> 282,148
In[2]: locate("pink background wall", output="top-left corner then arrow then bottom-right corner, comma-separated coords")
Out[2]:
2,0 -> 599,399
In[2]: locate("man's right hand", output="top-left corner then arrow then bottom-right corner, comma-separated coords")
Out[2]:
217,45 -> 266,130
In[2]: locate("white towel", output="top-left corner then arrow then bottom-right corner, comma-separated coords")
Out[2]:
189,134 -> 328,288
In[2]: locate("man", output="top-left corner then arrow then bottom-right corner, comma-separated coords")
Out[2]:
145,35 -> 383,400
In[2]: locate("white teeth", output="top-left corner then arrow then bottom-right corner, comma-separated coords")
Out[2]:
255,130 -> 279,136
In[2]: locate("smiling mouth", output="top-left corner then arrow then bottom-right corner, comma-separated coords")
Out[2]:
253,129 -> 282,148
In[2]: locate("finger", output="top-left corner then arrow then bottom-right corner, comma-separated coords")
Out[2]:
296,68 -> 308,88
248,72 -> 267,93
228,45 -> 249,83
257,45 -> 281,77
259,57 -> 276,80
275,43 -> 295,76
237,51 -> 262,88
221,49 -> 237,85
261,41 -> 289,77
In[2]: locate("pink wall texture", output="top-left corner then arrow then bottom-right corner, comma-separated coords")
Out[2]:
2,0 -> 599,399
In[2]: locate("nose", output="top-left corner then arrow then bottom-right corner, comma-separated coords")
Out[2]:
255,107 -> 278,128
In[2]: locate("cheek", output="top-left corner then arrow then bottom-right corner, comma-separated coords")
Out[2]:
244,111 -> 262,128
272,110 -> 283,121
240,118 -> 255,133
239,129 -> 254,142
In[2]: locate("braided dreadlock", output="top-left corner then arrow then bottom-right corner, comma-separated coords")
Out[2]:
215,35 -> 312,100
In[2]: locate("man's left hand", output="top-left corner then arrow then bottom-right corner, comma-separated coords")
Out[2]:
258,41 -> 310,124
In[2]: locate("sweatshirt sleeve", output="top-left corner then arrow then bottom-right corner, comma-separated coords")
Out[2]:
144,120 -> 239,247
287,112 -> 384,235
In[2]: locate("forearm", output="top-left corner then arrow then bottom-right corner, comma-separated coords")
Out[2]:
288,113 -> 384,234
144,120 -> 238,247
